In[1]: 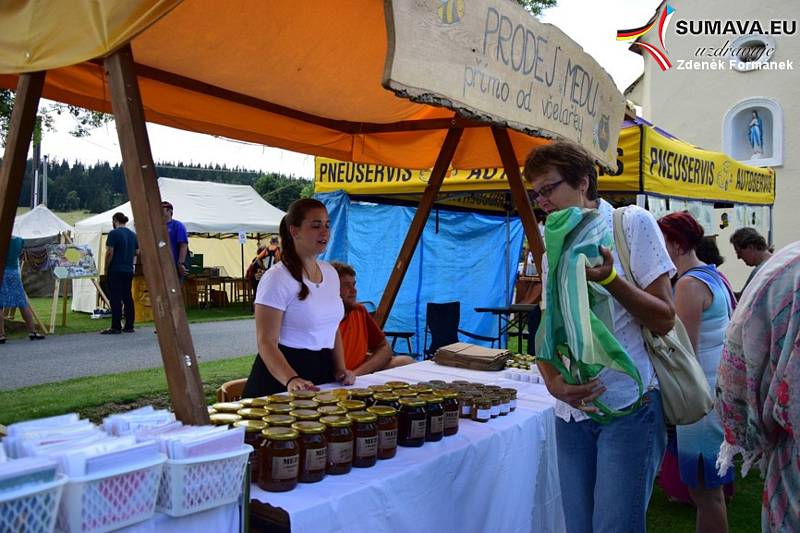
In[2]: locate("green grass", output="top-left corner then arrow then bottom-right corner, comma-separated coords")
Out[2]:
0,355 -> 254,426
1,297 -> 252,338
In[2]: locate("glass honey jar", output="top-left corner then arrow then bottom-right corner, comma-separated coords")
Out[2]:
258,427 -> 299,492
372,393 -> 400,411
319,415 -> 353,475
397,397 -> 427,447
435,389 -> 460,436
347,411 -> 378,468
291,421 -> 327,484
366,405 -> 398,459
234,419 -> 266,481
347,388 -> 375,407
419,394 -> 444,442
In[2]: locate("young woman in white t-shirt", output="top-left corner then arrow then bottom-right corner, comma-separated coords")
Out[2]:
242,199 -> 356,396
524,141 -> 676,533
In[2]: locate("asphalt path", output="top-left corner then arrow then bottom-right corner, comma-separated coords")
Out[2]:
0,319 -> 256,391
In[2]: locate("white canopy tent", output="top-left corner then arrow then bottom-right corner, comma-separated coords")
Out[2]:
13,204 -> 74,246
72,177 -> 285,312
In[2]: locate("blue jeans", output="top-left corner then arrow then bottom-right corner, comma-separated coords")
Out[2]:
555,389 -> 666,533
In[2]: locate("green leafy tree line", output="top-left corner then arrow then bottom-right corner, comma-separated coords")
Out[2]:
11,159 -> 311,213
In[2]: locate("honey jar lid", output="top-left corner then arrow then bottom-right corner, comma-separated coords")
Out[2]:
409,385 -> 433,394
265,404 -> 293,415
263,414 -> 297,426
384,381 -> 410,389
207,407 -> 218,415
210,413 -> 242,425
485,385 -> 502,391
372,393 -> 400,401
262,427 -> 299,440
289,399 -> 320,410
237,408 -> 269,419
499,388 -> 518,396
289,409 -> 321,420
395,390 -> 417,398
346,410 -> 378,424
288,390 -> 318,401
433,389 -> 459,399
234,419 -> 267,433
329,389 -> 351,400
239,397 -> 269,408
366,405 -> 397,417
418,394 -> 443,404
338,400 -> 366,411
318,405 -> 347,416
290,421 -> 326,434
211,402 -> 243,413
313,393 -> 339,404
398,397 -> 425,408
347,388 -> 373,398
267,394 -> 292,404
319,415 -> 352,428
367,385 -> 392,393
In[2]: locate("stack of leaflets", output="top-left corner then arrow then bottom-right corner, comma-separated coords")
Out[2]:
434,342 -> 511,371
103,406 -> 176,436
0,457 -> 58,495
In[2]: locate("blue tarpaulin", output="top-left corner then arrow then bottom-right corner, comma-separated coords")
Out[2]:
317,191 -> 524,355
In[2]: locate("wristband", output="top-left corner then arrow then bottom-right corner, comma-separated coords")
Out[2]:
285,375 -> 301,388
598,267 -> 618,287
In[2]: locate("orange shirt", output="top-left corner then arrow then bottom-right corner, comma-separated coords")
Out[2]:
339,305 -> 386,370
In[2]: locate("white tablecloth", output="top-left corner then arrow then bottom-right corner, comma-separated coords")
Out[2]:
251,361 -> 565,533
120,502 -> 240,532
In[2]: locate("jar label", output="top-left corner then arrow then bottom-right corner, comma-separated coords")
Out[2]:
511,399 -> 517,409
429,415 -> 444,434
444,410 -> 459,429
500,403 -> 510,415
490,404 -> 500,417
477,408 -> 491,420
305,447 -> 327,471
271,454 -> 299,480
378,429 -> 397,449
410,419 -> 426,439
461,404 -> 472,416
356,436 -> 378,458
328,441 -> 353,464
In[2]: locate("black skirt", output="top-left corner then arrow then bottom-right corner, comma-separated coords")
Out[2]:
242,344 -> 335,397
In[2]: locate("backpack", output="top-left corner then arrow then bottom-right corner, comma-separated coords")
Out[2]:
613,207 -> 714,425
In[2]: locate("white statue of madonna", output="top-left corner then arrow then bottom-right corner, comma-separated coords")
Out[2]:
748,110 -> 764,158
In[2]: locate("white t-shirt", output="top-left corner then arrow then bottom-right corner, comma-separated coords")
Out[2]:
255,261 -> 344,351
543,200 -> 676,422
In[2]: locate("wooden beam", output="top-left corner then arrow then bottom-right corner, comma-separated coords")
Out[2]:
491,126 -> 544,276
104,45 -> 209,425
374,127 -> 463,327
0,72 -> 45,284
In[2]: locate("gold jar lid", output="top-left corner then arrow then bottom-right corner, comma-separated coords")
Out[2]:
290,399 -> 320,410
234,419 -> 267,433
395,390 -> 417,398
237,407 -> 269,419
265,404 -> 293,415
419,394 -> 443,404
338,399 -> 366,411
290,421 -> 326,434
210,413 -> 242,425
485,385 -> 501,391
499,388 -> 518,397
212,402 -> 243,413
373,393 -> 400,402
313,393 -> 339,405
346,410 -> 378,424
318,405 -> 347,416
473,397 -> 493,409
262,427 -> 299,441
433,389 -> 459,399
207,407 -> 217,415
367,385 -> 392,394
288,390 -> 318,401
398,397 -> 425,408
384,381 -> 410,389
409,385 -> 433,395
451,380 -> 469,384
428,380 -> 447,386
319,415 -> 352,428
348,388 -> 373,398
290,409 -> 321,421
366,405 -> 397,417
263,414 -> 297,427
267,393 -> 292,404
329,389 -> 351,401
239,397 -> 269,408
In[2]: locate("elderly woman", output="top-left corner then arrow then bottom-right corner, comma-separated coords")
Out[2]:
717,241 -> 800,532
658,212 -> 735,533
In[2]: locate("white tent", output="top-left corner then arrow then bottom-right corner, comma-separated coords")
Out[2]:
13,205 -> 74,246
72,177 -> 285,312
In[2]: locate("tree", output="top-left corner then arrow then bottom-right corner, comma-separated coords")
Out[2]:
516,0 -> 557,15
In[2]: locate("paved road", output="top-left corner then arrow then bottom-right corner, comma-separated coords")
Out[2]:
0,319 -> 257,390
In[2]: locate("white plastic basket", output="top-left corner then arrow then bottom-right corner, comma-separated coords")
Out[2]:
0,474 -> 67,533
56,455 -> 165,533
156,445 -> 251,517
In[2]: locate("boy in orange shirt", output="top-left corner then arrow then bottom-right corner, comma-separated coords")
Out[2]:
331,262 -> 414,375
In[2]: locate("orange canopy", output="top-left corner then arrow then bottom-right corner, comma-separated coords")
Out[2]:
0,0 -> 623,169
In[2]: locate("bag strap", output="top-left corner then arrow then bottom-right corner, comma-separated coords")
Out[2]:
612,207 -> 635,284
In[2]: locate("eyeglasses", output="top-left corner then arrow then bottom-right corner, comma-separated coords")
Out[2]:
531,179 -> 566,200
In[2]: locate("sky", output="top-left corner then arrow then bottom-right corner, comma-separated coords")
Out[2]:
38,0 -> 663,180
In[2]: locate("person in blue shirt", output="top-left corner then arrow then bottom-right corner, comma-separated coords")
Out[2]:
0,235 -> 45,342
101,212 -> 139,334
161,201 -> 188,279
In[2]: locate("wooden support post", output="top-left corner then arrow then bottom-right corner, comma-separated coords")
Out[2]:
491,127 -> 544,276
0,72 -> 45,285
104,45 -> 209,425
374,127 -> 463,327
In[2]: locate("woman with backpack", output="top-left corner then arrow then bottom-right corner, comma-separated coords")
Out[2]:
248,236 -> 281,295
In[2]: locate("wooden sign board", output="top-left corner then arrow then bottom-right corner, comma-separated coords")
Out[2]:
383,0 -> 625,169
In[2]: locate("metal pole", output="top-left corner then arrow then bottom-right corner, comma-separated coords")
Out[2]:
504,207 -> 510,307
42,155 -> 48,206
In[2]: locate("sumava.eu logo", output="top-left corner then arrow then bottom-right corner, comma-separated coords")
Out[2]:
617,4 -> 676,71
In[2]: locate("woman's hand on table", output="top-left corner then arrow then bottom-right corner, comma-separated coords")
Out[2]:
544,374 -> 605,413
336,369 -> 356,386
286,377 -> 319,393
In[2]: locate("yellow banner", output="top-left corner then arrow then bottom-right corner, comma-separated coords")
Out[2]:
642,127 -> 775,205
597,124 -> 641,193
